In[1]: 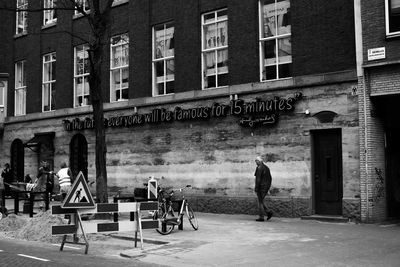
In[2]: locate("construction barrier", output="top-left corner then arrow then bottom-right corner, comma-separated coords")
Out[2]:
51,201 -> 158,254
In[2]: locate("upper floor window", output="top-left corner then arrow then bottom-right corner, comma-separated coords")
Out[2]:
386,0 -> 400,35
0,81 -> 5,107
201,9 -> 228,89
43,0 -> 57,25
15,61 -> 26,116
259,0 -> 291,81
74,44 -> 90,107
110,33 -> 129,102
153,23 -> 175,96
75,0 -> 90,16
16,0 -> 28,35
42,52 -> 56,112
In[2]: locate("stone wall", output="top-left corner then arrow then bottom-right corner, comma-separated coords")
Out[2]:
0,78 -> 360,218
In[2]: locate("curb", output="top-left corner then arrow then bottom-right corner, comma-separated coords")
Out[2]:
108,233 -> 169,245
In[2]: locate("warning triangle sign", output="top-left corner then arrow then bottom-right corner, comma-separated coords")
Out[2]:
62,171 -> 95,209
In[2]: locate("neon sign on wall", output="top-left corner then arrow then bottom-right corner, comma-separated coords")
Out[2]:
62,92 -> 303,131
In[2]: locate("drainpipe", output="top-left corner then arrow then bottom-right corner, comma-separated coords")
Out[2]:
354,0 -> 369,222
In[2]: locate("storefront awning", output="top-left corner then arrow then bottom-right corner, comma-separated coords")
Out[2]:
24,132 -> 55,148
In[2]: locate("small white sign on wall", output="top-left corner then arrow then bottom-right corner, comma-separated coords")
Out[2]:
368,47 -> 386,61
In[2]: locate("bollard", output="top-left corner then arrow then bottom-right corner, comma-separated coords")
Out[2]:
14,192 -> 19,214
147,176 -> 158,200
29,193 -> 34,217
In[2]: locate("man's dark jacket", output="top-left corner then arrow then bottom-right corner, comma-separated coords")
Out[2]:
254,163 -> 272,193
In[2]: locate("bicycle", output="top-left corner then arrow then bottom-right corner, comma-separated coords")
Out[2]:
153,185 -> 198,235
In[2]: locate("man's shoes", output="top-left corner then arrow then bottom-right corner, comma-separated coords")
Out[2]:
256,218 -> 265,222
267,211 -> 273,221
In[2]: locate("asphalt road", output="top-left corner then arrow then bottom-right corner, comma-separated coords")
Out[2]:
0,238 -> 163,267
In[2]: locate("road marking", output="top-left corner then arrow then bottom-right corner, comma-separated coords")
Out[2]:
18,254 -> 50,262
0,250 -> 3,252
52,244 -> 80,250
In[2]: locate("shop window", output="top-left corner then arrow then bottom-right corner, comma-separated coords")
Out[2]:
43,0 -> 57,26
201,9 -> 228,89
75,0 -> 90,16
15,60 -> 26,116
386,0 -> 400,35
259,0 -> 292,81
16,0 -> 28,35
110,33 -> 129,102
153,23 -> 175,96
42,52 -> 56,112
74,44 -> 90,107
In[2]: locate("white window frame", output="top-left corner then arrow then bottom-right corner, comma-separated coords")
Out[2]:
0,81 -> 5,108
74,0 -> 90,16
110,33 -> 129,102
385,0 -> 400,36
74,44 -> 90,107
259,0 -> 292,81
43,0 -> 57,25
201,9 -> 228,90
15,61 -> 26,116
16,0 -> 28,35
112,0 -> 129,7
42,52 -> 56,112
152,23 -> 175,96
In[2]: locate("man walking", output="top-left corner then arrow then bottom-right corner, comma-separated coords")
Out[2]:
254,156 -> 273,221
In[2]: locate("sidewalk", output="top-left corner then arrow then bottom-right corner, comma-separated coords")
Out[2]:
116,213 -> 400,267
3,198 -> 400,266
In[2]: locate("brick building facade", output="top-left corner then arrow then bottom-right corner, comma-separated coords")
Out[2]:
358,0 -> 400,222
0,0 -> 362,219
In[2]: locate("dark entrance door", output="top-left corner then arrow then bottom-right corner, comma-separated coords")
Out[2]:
386,129 -> 400,218
69,134 -> 88,181
313,129 -> 343,215
10,139 -> 24,182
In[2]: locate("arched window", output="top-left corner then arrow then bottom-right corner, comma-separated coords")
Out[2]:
69,133 -> 88,181
10,139 -> 24,182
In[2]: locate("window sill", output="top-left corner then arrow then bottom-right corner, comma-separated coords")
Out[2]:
113,0 -> 129,7
14,32 -> 28,39
202,85 -> 229,91
42,22 -> 57,30
152,93 -> 175,98
110,99 -> 129,103
386,32 -> 400,39
260,77 -> 292,83
73,11 -> 90,19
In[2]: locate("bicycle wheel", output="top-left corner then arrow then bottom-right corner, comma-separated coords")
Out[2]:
186,204 -> 198,230
154,206 -> 175,235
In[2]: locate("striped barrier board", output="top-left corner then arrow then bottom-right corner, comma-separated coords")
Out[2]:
51,201 -> 158,253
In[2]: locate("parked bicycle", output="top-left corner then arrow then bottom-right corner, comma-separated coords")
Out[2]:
153,185 -> 198,235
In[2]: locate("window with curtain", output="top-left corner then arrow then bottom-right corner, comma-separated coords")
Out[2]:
74,44 -> 90,107
259,0 -> 291,81
42,52 -> 56,112
202,9 -> 228,89
110,33 -> 129,102
16,0 -> 28,34
15,61 -> 26,116
153,23 -> 174,96
43,0 -> 57,25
